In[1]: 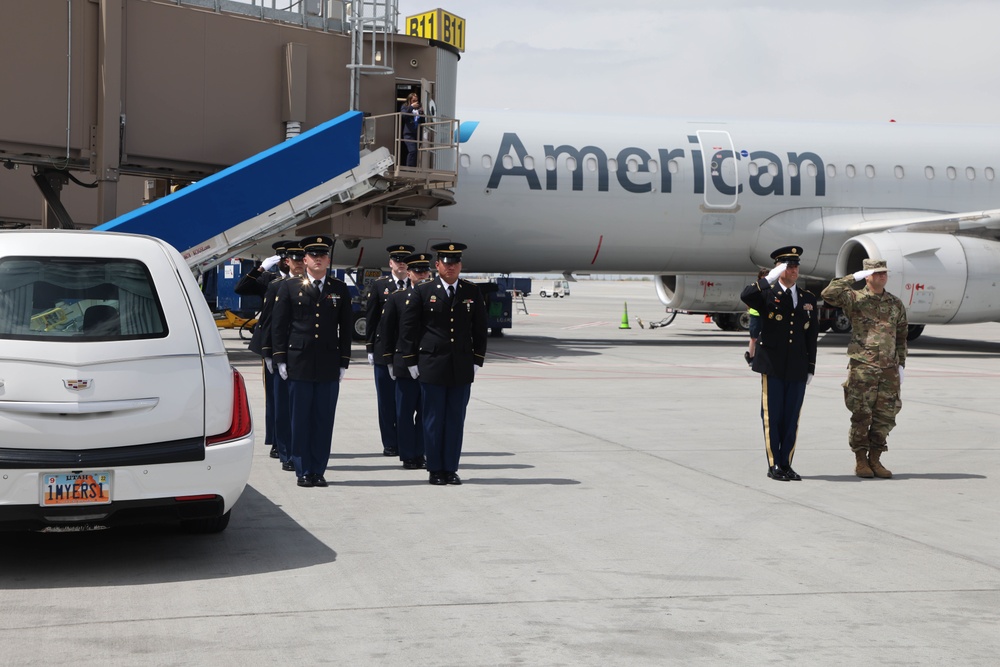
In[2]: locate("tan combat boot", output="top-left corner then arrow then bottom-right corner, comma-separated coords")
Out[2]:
854,449 -> 874,478
868,449 -> 892,478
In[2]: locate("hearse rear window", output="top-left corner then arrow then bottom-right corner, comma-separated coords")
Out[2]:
0,256 -> 168,341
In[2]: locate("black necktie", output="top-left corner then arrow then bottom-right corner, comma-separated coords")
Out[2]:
398,279 -> 405,290
447,284 -> 455,301
313,279 -> 322,294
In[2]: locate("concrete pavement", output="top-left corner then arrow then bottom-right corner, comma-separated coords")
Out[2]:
1,280 -> 998,666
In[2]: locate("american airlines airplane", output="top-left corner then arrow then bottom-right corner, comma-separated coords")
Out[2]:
331,110 -> 1000,337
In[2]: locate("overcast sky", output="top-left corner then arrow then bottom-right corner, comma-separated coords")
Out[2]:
394,0 -> 1000,124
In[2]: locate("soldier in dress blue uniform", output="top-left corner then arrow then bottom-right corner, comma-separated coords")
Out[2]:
740,246 -> 819,482
378,252 -> 434,469
364,244 -> 415,457
252,242 -> 305,472
236,238 -> 296,458
399,243 -> 488,485
271,236 -> 353,488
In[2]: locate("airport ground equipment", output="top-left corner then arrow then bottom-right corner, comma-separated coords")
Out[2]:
538,280 -> 571,298
93,111 -> 397,274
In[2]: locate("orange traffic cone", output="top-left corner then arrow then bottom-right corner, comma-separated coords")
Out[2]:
620,302 -> 631,329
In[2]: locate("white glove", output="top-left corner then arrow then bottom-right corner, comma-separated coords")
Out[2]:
898,366 -> 904,384
278,363 -> 288,380
339,368 -> 346,382
408,366 -> 420,380
264,357 -> 273,374
853,269 -> 877,282
367,353 -> 374,365
765,263 -> 787,284
474,364 -> 480,377
806,373 -> 813,386
388,366 -> 395,381
261,254 -> 281,272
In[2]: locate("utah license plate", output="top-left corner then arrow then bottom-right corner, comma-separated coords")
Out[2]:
41,472 -> 112,506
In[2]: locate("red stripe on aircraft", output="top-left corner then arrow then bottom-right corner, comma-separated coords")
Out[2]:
590,235 -> 603,264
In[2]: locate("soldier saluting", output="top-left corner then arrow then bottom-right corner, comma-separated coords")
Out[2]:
740,246 -> 819,482
821,258 -> 907,479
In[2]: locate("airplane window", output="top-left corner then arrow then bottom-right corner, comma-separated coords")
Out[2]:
524,156 -> 535,170
925,166 -> 934,179
502,155 -> 514,169
460,153 -> 470,169
627,158 -> 639,173
788,163 -> 799,177
648,160 -> 658,173
826,164 -> 836,178
607,158 -> 618,171
482,155 -> 492,170
586,156 -> 598,172
566,157 -> 578,171
807,163 -> 818,177
986,167 -> 995,181
748,162 -> 759,176
667,160 -> 679,174
846,164 -> 856,178
545,156 -> 556,171
767,162 -> 778,177
894,165 -> 904,179
865,165 -> 875,178
947,166 -> 957,180
966,167 -> 975,180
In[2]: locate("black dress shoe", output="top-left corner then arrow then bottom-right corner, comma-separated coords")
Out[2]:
269,445 -> 279,459
311,475 -> 329,487
402,459 -> 421,470
428,472 -> 447,485
383,447 -> 399,457
297,476 -> 314,487
415,457 -> 426,469
782,466 -> 802,481
445,472 -> 462,485
281,461 -> 295,472
767,466 -> 789,481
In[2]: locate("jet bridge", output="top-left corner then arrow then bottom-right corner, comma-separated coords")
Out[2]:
94,111 -> 396,274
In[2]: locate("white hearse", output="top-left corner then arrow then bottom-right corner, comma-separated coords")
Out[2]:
0,230 -> 253,532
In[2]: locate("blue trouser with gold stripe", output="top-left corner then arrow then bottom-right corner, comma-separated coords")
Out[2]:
760,374 -> 806,469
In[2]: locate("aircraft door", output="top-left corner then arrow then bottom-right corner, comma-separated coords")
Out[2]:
697,130 -> 740,209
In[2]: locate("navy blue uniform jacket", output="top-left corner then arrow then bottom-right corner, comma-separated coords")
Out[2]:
740,278 -> 818,382
365,275 -> 399,360
399,277 -> 487,386
271,275 -> 353,382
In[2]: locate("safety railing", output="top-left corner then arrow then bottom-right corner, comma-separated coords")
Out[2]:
363,113 -> 459,188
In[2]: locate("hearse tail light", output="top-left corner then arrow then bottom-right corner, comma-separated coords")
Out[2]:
206,368 -> 253,446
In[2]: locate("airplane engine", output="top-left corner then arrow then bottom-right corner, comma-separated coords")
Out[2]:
654,274 -> 756,312
836,232 -> 1000,324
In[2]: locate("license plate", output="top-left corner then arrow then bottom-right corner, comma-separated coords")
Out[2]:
40,472 -> 112,507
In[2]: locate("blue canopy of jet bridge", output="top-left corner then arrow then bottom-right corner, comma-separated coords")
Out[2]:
94,110 -> 364,252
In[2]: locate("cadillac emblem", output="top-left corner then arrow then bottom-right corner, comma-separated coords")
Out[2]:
64,379 -> 92,391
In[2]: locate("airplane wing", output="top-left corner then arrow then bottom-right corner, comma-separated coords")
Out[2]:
845,208 -> 1000,238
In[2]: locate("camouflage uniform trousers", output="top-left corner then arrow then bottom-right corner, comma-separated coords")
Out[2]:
843,360 -> 902,453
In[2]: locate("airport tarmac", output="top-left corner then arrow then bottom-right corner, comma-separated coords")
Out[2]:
2,279 -> 999,666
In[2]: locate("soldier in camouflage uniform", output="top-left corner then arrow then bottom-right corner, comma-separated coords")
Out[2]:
820,258 -> 908,478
